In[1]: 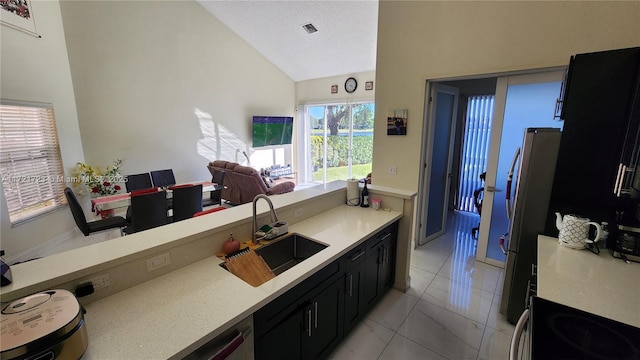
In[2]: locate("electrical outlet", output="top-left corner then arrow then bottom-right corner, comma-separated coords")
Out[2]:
389,166 -> 397,175
88,273 -> 111,290
294,208 -> 303,217
146,252 -> 171,272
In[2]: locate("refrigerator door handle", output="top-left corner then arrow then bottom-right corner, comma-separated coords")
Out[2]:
506,147 -> 521,220
499,234 -> 508,255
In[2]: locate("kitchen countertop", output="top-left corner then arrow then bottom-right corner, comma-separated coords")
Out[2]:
82,205 -> 402,359
537,235 -> 640,328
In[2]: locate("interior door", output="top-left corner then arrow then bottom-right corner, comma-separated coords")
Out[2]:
476,71 -> 565,266
420,83 -> 459,245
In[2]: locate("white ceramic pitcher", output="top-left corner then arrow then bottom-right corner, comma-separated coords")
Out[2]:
555,212 -> 602,249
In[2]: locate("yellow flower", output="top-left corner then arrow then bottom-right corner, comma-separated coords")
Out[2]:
72,159 -> 124,196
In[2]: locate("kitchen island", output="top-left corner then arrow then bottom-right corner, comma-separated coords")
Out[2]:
1,181 -> 415,359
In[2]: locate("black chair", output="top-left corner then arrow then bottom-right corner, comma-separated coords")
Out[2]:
124,173 -> 153,192
471,172 -> 486,238
123,190 -> 168,234
150,169 -> 176,188
202,170 -> 226,207
170,184 -> 203,222
64,187 -> 127,236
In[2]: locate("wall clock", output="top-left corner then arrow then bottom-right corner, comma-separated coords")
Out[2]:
344,77 -> 357,93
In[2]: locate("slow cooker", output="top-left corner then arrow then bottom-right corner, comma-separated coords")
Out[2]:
1,289 -> 88,360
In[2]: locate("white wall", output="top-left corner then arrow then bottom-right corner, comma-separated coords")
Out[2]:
0,0 -> 295,259
296,71 -> 376,105
374,1 -> 640,191
59,0 -> 295,183
0,0 -> 84,257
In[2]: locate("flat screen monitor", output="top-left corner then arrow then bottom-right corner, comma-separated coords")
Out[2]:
252,116 -> 293,147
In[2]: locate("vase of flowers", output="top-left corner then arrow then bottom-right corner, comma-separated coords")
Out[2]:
73,158 -> 124,196
72,159 -> 124,218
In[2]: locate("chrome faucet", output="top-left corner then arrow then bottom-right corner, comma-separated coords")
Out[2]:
252,194 -> 280,244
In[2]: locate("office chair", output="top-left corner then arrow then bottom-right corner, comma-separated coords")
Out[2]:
170,184 -> 203,222
64,187 -> 127,236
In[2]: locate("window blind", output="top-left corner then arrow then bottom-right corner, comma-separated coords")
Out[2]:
457,95 -> 494,213
0,101 -> 67,225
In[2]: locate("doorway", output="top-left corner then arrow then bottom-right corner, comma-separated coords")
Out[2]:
420,68 -> 565,266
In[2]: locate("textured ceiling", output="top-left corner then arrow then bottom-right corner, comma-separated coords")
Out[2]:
197,0 -> 379,82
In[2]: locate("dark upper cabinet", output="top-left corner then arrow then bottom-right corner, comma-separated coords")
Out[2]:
548,47 -> 640,234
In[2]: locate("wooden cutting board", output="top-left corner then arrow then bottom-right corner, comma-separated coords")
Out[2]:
225,249 -> 275,287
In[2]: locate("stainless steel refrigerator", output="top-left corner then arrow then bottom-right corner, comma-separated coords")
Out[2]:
499,128 -> 561,324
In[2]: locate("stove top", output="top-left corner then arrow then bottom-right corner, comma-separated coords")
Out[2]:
531,296 -> 640,359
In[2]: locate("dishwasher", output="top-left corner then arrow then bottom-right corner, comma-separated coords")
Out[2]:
183,315 -> 254,360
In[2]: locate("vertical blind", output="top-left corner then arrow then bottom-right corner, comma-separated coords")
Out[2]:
457,95 -> 494,213
0,101 -> 67,225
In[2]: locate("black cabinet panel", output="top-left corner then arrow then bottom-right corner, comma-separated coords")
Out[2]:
547,47 -> 640,234
306,278 -> 344,359
254,221 -> 398,359
255,311 -> 303,360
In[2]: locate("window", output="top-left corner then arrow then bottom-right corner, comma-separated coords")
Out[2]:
301,102 -> 374,184
0,100 -> 67,225
457,95 -> 494,213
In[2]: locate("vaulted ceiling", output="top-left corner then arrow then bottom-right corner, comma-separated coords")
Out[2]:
197,0 -> 379,82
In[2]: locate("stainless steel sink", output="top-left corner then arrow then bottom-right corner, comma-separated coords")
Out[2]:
220,234 -> 328,277
255,234 -> 328,275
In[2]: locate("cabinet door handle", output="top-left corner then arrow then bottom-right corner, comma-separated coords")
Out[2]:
614,163 -> 624,196
348,274 -> 353,297
380,233 -> 391,241
350,250 -> 365,262
306,309 -> 312,337
314,302 -> 318,329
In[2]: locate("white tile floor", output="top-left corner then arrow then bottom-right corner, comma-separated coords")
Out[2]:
328,211 -> 515,360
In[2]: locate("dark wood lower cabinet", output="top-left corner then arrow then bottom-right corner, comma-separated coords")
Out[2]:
254,221 -> 398,360
343,242 -> 367,334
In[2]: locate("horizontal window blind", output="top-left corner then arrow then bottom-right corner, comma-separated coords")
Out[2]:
0,101 -> 67,225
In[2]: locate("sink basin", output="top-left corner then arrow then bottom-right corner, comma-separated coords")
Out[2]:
221,234 -> 328,278
256,234 -> 328,275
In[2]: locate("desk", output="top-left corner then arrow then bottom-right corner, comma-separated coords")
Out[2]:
91,182 -> 223,214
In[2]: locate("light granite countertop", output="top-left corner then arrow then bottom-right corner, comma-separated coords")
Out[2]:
82,205 -> 402,359
537,235 -> 640,328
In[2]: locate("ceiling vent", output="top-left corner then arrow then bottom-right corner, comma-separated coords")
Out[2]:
302,23 -> 318,34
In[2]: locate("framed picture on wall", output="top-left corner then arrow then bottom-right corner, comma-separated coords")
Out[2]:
1,0 -> 40,37
331,85 -> 338,94
387,109 -> 408,135
365,81 -> 374,91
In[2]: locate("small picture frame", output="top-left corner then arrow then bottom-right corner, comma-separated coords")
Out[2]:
331,85 -> 338,94
387,109 -> 408,136
1,0 -> 39,37
365,81 -> 374,91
